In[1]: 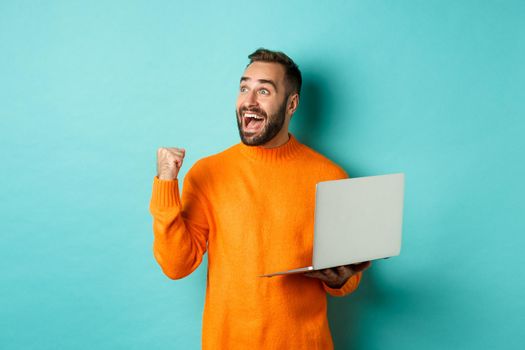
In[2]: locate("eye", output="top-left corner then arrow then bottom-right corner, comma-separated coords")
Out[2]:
240,86 -> 248,93
258,88 -> 270,95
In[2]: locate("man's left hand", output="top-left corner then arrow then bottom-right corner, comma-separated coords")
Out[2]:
304,261 -> 371,289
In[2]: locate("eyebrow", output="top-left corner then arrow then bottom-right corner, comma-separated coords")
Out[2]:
240,77 -> 278,92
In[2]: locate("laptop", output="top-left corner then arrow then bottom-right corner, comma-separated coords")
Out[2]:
260,173 -> 405,277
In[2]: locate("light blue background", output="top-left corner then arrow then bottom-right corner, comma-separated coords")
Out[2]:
1,1 -> 524,349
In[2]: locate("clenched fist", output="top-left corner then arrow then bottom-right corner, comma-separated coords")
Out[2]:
157,147 -> 186,180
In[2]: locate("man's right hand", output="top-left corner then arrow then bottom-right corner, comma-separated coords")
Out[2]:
157,147 -> 186,180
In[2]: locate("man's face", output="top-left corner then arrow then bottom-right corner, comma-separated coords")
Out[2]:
236,62 -> 290,146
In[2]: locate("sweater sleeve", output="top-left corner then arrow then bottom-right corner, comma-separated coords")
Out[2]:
323,272 -> 362,297
149,173 -> 210,280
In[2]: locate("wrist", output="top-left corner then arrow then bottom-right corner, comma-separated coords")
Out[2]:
158,173 -> 177,181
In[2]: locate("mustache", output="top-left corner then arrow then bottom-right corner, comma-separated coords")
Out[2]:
239,106 -> 267,118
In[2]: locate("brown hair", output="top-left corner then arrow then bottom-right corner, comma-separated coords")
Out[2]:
248,48 -> 302,97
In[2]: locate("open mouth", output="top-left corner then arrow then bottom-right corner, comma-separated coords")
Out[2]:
242,112 -> 265,133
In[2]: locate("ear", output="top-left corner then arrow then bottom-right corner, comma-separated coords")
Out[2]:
287,93 -> 300,117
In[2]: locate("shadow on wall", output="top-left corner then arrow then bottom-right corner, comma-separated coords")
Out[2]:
292,66 -> 364,177
292,70 -> 331,151
292,75 -> 324,146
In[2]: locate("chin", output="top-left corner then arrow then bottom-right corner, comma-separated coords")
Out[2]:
240,136 -> 259,146
240,132 -> 263,146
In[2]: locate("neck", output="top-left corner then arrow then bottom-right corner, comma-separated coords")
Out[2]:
261,118 -> 291,148
238,133 -> 301,162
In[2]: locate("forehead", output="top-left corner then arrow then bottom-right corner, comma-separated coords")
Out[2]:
241,62 -> 286,85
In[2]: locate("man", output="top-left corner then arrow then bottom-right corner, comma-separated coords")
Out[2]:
149,48 -> 371,349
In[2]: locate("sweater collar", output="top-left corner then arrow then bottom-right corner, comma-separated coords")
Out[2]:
238,133 -> 302,162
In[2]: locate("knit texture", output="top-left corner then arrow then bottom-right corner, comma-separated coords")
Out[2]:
149,135 -> 362,349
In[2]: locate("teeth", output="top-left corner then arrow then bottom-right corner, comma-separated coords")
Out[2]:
244,113 -> 263,120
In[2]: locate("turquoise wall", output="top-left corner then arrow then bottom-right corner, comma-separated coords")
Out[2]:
1,1 -> 524,349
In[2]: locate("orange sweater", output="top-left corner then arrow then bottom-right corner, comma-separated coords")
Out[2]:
149,135 -> 361,349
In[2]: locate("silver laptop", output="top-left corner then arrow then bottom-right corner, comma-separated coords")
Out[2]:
260,173 -> 405,277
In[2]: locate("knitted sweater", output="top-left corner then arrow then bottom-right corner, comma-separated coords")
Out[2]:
149,134 -> 361,349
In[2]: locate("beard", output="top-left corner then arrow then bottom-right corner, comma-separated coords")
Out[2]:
236,100 -> 287,146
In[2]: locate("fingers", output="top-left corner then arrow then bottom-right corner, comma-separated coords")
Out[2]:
157,147 -> 185,159
347,261 -> 372,273
304,270 -> 325,279
323,268 -> 340,281
304,267 -> 343,284
156,147 -> 186,180
304,270 -> 334,283
168,148 -> 186,157
335,265 -> 353,280
304,262 -> 371,287
157,148 -> 186,164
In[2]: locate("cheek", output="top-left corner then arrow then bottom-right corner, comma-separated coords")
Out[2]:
262,101 -> 278,114
236,96 -> 245,110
